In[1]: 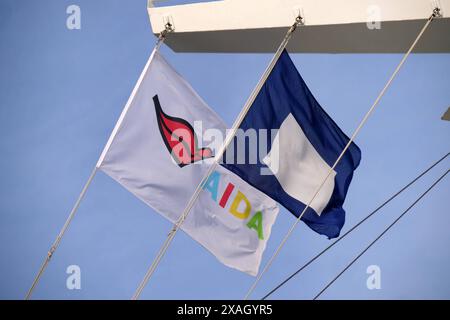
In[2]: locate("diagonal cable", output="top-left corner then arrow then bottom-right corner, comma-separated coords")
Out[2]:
313,169 -> 449,300
262,152 -> 448,300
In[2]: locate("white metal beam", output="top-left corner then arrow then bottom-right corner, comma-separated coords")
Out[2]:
148,0 -> 450,53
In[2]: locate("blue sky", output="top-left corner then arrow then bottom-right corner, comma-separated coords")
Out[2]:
0,0 -> 449,300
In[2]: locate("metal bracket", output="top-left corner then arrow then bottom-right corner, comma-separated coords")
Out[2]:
156,17 -> 175,45
430,0 -> 443,17
293,6 -> 305,25
163,14 -> 175,32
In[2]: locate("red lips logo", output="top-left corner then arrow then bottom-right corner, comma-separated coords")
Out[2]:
153,95 -> 214,167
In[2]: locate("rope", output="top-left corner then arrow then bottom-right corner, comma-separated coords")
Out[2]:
313,169 -> 449,300
243,9 -> 441,300
262,152 -> 449,299
131,15 -> 305,300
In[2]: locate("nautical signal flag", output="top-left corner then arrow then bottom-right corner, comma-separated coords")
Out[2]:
222,50 -> 362,239
98,50 -> 279,276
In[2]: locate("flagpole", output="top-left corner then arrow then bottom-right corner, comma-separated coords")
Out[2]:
24,24 -> 174,300
131,15 -> 305,300
243,7 -> 442,300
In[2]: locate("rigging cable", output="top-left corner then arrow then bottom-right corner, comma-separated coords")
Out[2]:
262,152 -> 448,299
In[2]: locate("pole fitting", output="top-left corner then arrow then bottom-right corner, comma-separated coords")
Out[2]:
157,22 -> 175,45
47,247 -> 55,259
167,225 -> 177,237
432,7 -> 442,18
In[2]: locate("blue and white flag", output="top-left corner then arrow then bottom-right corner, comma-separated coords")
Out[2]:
222,50 -> 361,239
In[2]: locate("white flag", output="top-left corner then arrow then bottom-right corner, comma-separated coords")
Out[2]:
97,50 -> 279,275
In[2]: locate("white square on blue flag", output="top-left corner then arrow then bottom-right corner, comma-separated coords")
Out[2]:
222,50 -> 361,239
